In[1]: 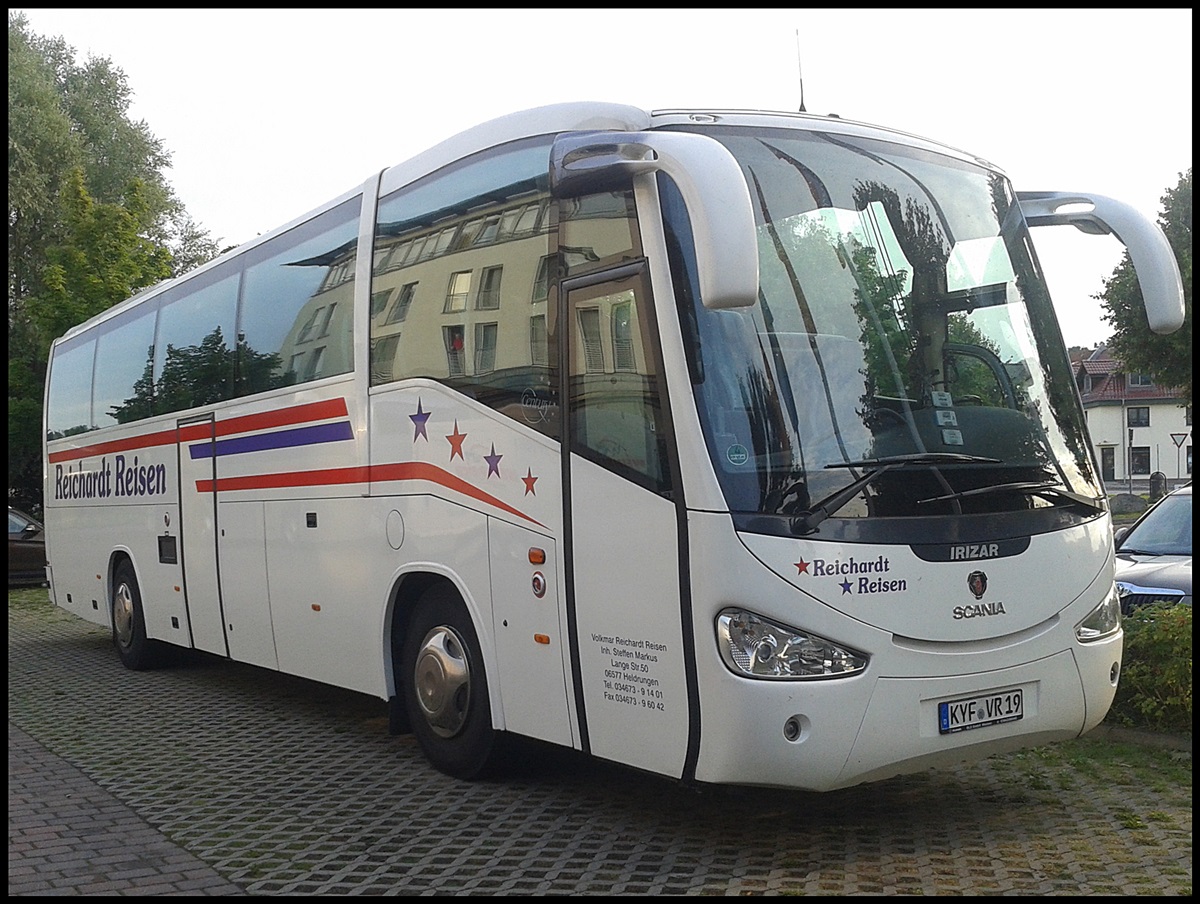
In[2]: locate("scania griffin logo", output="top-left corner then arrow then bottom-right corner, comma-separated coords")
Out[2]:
967,570 -> 987,599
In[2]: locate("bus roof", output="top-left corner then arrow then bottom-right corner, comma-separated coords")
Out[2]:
50,101 -> 1001,347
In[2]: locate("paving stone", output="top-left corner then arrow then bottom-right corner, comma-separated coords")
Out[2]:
8,599 -> 1192,896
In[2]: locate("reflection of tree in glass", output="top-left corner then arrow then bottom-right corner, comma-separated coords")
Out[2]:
116,347 -> 158,425
846,242 -> 911,415
851,181 -> 951,399
236,333 -> 290,398
110,327 -> 286,423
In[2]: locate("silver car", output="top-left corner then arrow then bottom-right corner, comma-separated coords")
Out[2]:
1113,483 -> 1192,615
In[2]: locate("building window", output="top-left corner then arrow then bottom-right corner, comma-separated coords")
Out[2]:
431,227 -> 457,259
474,215 -> 501,247
475,323 -> 497,373
1130,447 -> 1151,475
444,325 -> 465,376
444,271 -> 472,313
530,315 -> 547,367
1127,407 -> 1150,428
303,347 -> 326,381
387,282 -> 417,324
1128,373 -> 1153,388
578,308 -> 604,373
370,334 -> 400,385
296,307 -> 323,343
612,301 -> 635,371
532,255 -> 552,303
451,218 -> 484,251
476,266 -> 502,310
515,202 -> 543,236
403,236 -> 427,265
317,303 -> 337,338
370,289 -> 392,319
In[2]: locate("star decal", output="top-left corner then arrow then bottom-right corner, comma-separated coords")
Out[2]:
840,579 -> 853,595
484,443 -> 502,478
794,559 -> 810,575
522,468 -> 538,496
409,399 -> 431,442
446,421 -> 467,460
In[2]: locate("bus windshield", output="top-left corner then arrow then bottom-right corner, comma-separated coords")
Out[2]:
671,125 -> 1101,538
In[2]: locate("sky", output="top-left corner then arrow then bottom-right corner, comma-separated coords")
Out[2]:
13,7 -> 1193,349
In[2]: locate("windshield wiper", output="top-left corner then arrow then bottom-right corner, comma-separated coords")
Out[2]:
823,452 -> 1001,469
916,480 -> 1105,512
790,453 -> 1002,535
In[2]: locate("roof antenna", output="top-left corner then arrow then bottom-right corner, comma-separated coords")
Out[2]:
795,29 -> 806,113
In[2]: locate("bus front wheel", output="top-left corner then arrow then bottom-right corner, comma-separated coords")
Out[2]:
401,585 -> 503,780
111,560 -> 168,670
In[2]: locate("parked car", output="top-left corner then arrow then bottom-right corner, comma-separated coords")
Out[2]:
8,506 -> 48,586
1113,483 -> 1192,615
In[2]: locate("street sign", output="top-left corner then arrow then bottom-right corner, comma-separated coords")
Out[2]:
1170,433 -> 1189,448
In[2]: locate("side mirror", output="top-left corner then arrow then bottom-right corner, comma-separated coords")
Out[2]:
1016,191 -> 1184,335
1113,526 -> 1129,546
551,131 -> 759,310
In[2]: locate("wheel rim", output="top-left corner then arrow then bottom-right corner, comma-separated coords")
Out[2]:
113,581 -> 135,650
413,626 -> 471,738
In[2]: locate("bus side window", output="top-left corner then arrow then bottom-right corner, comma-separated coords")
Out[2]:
239,196 -> 361,395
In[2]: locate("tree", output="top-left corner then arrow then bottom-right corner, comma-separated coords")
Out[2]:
7,13 -> 219,511
8,171 -> 174,507
1099,168 -> 1192,406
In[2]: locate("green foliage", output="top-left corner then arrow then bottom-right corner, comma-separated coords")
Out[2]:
30,169 -> 173,344
1099,168 -> 1192,406
1110,602 -> 1193,735
7,12 -> 218,512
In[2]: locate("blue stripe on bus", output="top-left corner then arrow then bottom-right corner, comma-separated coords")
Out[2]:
189,421 -> 354,459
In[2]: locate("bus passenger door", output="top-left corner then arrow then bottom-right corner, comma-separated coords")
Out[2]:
178,414 -> 278,668
562,265 -> 692,779
178,414 -> 226,656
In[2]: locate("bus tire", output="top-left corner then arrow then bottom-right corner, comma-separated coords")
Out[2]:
111,560 -> 168,670
401,584 -> 503,780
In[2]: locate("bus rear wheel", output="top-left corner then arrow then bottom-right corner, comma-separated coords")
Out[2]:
401,585 -> 503,779
112,560 -> 168,670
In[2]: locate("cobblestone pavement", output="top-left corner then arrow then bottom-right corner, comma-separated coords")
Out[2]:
9,596 -> 1192,895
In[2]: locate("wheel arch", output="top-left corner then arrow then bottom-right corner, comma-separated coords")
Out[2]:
383,567 -> 501,735
106,547 -> 137,629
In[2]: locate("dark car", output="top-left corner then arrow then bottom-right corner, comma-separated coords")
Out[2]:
9,506 -> 48,586
1113,483 -> 1192,615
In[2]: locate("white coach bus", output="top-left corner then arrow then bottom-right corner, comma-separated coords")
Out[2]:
42,102 -> 1184,791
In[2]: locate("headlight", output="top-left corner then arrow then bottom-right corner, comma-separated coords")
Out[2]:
716,608 -> 868,679
1075,583 -> 1122,642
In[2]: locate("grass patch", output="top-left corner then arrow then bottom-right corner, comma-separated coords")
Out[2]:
8,585 -> 54,611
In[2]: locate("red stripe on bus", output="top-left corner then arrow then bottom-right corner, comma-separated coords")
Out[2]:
212,398 -> 349,438
195,460 -> 544,527
48,427 -> 180,464
47,398 -> 351,464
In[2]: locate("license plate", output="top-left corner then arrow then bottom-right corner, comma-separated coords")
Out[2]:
938,688 -> 1023,734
